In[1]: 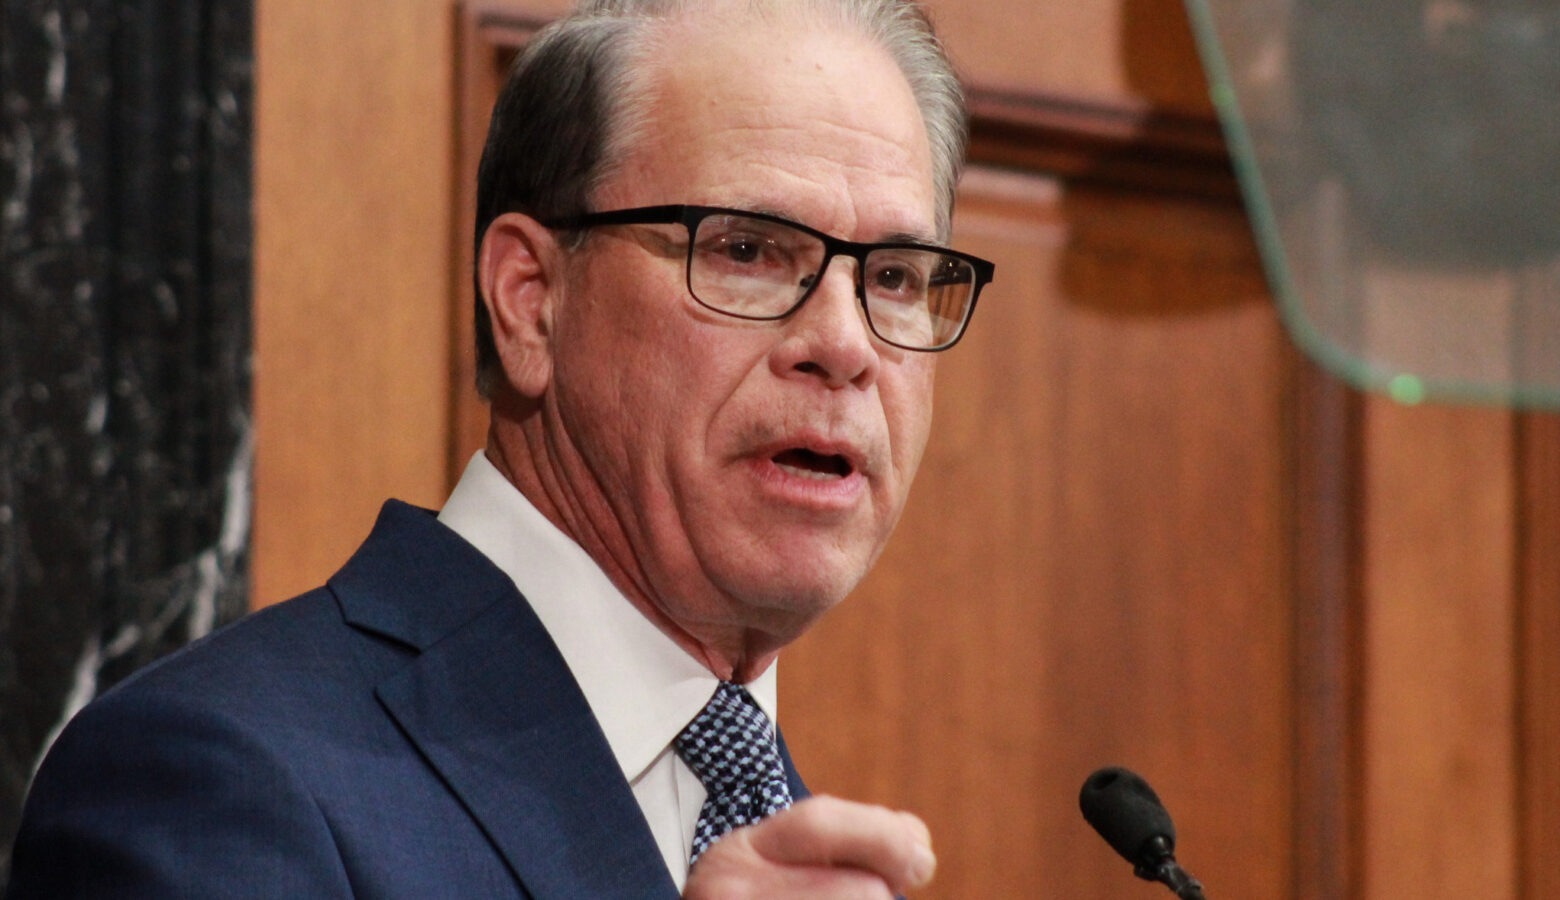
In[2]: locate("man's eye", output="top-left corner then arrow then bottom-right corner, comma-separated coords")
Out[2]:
871,263 -> 922,297
700,233 -> 794,273
875,267 -> 907,290
722,238 -> 764,264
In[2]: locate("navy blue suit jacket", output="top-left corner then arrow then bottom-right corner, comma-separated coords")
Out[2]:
7,501 -> 810,898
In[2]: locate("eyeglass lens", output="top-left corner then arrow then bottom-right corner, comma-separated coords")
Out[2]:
687,212 -> 976,349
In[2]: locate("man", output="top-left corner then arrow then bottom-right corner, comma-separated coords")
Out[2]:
7,0 -> 993,896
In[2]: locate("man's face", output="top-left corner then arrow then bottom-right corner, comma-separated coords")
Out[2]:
547,17 -> 940,643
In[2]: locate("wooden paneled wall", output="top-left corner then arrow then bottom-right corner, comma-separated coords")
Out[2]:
253,0 -> 463,603
782,167 -> 1297,898
252,1 -> 1560,897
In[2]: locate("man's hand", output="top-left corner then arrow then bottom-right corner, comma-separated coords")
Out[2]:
683,795 -> 936,899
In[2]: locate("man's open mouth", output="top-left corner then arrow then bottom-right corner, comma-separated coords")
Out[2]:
772,448 -> 854,480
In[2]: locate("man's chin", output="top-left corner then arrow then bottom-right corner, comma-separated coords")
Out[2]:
722,562 -> 867,629
686,525 -> 883,626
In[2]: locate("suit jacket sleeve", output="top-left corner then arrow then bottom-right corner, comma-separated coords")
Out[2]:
7,689 -> 353,898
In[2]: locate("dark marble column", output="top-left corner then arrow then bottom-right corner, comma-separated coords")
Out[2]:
0,0 -> 253,880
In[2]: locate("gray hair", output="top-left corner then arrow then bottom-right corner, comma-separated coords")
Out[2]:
472,0 -> 968,398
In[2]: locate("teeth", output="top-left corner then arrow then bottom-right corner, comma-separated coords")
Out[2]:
776,461 -> 843,480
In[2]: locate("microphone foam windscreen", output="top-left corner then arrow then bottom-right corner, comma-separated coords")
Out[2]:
1078,766 -> 1177,864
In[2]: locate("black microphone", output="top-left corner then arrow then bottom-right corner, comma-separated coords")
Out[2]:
1079,766 -> 1208,900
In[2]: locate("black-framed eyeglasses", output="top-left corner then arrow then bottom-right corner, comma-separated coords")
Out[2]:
542,204 -> 994,352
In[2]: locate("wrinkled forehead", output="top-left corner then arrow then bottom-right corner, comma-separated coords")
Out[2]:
601,13 -> 939,239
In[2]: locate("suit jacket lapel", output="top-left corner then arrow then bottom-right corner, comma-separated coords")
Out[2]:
375,597 -> 677,900
777,729 -> 811,802
333,502 -> 679,900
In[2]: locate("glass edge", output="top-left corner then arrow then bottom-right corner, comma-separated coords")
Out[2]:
1180,0 -> 1560,412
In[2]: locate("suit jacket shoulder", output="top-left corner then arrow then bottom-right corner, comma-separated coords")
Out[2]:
7,501 -> 678,900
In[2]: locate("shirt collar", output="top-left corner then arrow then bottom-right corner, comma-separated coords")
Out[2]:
437,452 -> 778,783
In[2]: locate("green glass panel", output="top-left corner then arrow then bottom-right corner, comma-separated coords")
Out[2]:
1184,0 -> 1560,408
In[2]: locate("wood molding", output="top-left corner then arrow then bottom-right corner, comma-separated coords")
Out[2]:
1517,412 -> 1560,900
967,88 -> 1237,203
457,6 -> 1239,199
1291,357 -> 1364,900
449,4 -> 550,488
464,2 -> 549,47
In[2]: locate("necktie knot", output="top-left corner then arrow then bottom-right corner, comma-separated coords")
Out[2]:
674,681 -> 792,863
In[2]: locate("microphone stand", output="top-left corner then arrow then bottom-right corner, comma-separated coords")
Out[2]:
1134,836 -> 1208,900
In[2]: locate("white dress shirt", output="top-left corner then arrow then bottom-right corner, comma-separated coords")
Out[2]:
437,452 -> 779,891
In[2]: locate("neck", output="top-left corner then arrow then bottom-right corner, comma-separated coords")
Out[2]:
484,392 -> 786,683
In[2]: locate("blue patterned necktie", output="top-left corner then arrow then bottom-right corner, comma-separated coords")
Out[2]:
674,681 -> 794,864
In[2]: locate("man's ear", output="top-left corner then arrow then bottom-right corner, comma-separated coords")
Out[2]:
477,212 -> 564,399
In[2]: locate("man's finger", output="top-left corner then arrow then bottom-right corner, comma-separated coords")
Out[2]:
744,795 -> 936,892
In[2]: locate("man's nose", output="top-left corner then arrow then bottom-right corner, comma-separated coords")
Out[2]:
770,256 -> 880,389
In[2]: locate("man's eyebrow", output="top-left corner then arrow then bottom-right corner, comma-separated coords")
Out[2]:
881,229 -> 940,245
747,206 -> 940,246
